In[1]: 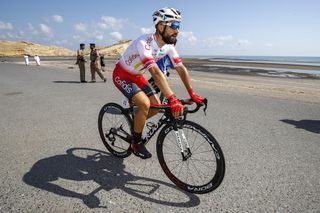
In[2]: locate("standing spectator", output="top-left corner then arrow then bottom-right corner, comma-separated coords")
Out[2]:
23,54 -> 29,66
89,43 -> 106,83
76,43 -> 87,83
34,55 -> 41,66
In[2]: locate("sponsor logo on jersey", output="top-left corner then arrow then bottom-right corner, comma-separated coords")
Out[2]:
114,76 -> 133,94
145,44 -> 150,50
145,36 -> 153,50
125,53 -> 140,66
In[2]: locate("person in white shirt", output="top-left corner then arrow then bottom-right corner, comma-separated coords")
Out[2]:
24,54 -> 29,66
34,55 -> 41,66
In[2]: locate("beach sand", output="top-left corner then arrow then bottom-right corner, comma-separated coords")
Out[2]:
7,57 -> 320,104
183,58 -> 320,71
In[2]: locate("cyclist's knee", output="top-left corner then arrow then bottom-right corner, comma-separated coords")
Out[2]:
135,98 -> 150,110
139,99 -> 150,112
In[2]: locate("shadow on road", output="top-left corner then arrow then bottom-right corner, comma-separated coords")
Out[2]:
23,147 -> 200,209
281,119 -> 320,134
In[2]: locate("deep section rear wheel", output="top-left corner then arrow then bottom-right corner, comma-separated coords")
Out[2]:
98,103 -> 133,158
157,120 -> 225,194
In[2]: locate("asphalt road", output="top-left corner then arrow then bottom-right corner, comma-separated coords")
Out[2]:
0,63 -> 319,212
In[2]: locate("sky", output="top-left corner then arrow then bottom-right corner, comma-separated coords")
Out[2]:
0,0 -> 320,56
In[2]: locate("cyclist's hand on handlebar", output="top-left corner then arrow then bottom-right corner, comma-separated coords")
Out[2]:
168,94 -> 184,118
188,88 -> 205,104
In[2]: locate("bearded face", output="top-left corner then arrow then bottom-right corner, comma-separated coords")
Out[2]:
162,29 -> 178,44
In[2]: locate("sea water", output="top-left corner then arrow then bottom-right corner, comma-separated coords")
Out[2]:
183,55 -> 320,78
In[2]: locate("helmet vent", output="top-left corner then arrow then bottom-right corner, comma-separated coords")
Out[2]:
170,8 -> 178,15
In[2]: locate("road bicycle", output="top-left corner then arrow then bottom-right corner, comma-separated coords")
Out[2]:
98,98 -> 225,194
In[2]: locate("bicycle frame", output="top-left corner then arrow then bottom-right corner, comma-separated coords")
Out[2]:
116,99 -> 207,159
120,105 -> 174,145
144,115 -> 168,144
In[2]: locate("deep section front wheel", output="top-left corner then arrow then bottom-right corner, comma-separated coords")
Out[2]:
98,103 -> 133,158
157,120 -> 225,194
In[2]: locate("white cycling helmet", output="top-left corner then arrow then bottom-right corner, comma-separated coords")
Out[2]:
152,7 -> 182,26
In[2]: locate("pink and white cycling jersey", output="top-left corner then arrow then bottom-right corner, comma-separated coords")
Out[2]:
118,34 -> 182,75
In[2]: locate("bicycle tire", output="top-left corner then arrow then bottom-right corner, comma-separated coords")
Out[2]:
98,102 -> 133,158
157,120 -> 225,194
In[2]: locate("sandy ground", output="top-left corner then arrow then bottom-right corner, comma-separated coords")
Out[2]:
10,57 -> 320,104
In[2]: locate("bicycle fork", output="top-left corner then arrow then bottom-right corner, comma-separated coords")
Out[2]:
173,121 -> 192,161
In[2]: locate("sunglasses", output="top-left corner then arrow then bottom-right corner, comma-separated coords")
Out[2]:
164,21 -> 180,30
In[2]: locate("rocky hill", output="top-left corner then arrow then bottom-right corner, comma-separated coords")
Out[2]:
79,40 -> 132,57
0,40 -> 132,57
98,40 -> 131,56
0,40 -> 75,56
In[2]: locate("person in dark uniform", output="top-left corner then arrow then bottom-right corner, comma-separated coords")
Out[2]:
76,43 -> 87,83
100,54 -> 106,72
89,43 -> 106,83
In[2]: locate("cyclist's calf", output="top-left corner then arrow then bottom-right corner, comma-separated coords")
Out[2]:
147,94 -> 161,118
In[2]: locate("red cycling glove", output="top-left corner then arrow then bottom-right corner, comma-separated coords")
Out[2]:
188,88 -> 205,104
167,94 -> 184,116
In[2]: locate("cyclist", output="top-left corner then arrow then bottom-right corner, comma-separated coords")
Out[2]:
112,7 -> 204,159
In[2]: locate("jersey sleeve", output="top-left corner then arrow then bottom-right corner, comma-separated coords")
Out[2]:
136,39 -> 156,70
167,45 -> 182,67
